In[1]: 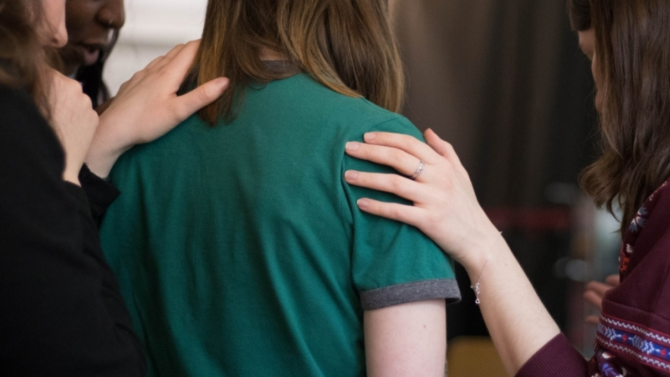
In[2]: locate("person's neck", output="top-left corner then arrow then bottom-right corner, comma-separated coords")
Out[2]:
260,47 -> 285,61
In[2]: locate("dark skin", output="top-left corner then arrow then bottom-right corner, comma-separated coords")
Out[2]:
61,0 -> 125,76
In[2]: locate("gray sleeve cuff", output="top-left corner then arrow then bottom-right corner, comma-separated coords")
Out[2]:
360,279 -> 461,310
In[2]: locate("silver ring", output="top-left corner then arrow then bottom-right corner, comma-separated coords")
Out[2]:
410,160 -> 424,180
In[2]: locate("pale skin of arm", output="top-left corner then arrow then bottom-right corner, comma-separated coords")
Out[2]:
365,300 -> 447,377
344,130 -> 560,375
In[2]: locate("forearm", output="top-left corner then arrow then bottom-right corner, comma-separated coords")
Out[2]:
341,129 -> 562,373
63,163 -> 83,185
462,231 -> 561,375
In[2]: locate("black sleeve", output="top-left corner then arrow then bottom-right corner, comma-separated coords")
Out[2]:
79,164 -> 120,227
0,87 -> 145,377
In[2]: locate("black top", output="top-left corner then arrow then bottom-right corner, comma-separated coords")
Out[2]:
0,86 -> 145,376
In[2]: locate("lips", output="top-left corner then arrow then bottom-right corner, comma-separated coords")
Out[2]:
76,43 -> 105,66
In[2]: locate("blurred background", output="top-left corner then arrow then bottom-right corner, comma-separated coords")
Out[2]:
104,1 -> 622,375
390,2 -> 621,374
104,0 -> 207,94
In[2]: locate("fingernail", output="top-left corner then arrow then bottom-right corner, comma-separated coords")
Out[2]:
364,133 -> 377,141
357,199 -> 370,209
345,142 -> 359,151
218,78 -> 230,89
344,171 -> 359,180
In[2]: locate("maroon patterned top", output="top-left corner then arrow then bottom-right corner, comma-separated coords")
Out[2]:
517,179 -> 670,377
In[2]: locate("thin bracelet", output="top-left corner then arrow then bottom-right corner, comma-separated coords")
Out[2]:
470,231 -> 503,305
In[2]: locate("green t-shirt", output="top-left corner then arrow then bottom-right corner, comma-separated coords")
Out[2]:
100,73 -> 460,377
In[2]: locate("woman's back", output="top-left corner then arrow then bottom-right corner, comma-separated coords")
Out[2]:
100,73 -> 458,376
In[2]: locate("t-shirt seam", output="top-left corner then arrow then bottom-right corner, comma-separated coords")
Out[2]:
359,278 -> 457,293
360,278 -> 461,310
336,114 -> 408,239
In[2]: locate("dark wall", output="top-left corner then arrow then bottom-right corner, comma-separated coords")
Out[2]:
393,0 -> 597,339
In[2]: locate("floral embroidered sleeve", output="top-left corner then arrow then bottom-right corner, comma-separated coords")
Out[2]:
518,179 -> 670,377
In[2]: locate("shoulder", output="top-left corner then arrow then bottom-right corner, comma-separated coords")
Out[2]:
264,74 -> 420,136
0,85 -> 43,122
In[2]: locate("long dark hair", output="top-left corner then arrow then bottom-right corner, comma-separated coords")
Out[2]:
194,0 -> 404,124
567,0 -> 591,31
0,0 -> 50,115
570,0 -> 670,234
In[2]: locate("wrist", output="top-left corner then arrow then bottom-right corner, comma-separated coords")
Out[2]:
87,115 -> 134,178
467,230 -> 504,305
461,225 -> 505,281
63,170 -> 82,186
97,114 -> 134,151
85,144 -> 127,179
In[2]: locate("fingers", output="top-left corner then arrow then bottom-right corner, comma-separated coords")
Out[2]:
162,40 -> 201,78
362,132 -> 440,165
583,280 -> 614,311
121,41 -> 199,94
583,290 -> 604,311
152,41 -> 191,71
424,128 -> 462,167
345,142 -> 422,178
142,41 -> 191,73
145,54 -> 167,71
344,170 -> 426,203
163,42 -> 189,62
356,198 -> 424,226
171,77 -> 229,121
605,274 -> 620,287
585,280 -> 613,298
585,315 -> 600,326
583,276 -> 619,312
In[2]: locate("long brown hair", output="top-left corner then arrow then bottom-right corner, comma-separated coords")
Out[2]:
195,0 -> 404,124
0,0 -> 51,114
570,0 -> 670,234
567,0 -> 591,31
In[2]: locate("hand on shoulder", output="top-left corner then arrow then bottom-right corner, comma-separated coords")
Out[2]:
86,40 -> 230,178
344,129 -> 501,271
